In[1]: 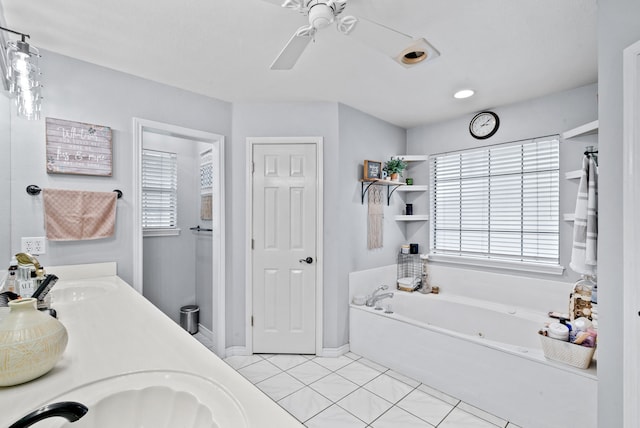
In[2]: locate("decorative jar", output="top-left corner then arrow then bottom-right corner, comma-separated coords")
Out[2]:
0,298 -> 68,386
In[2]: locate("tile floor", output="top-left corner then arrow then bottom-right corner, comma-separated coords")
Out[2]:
195,333 -> 522,428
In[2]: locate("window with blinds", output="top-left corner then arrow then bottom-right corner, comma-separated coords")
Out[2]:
429,136 -> 560,267
142,149 -> 178,229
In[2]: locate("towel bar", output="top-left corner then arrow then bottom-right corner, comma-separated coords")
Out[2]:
189,225 -> 213,232
26,185 -> 123,199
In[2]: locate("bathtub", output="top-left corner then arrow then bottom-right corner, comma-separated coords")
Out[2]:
349,265 -> 597,428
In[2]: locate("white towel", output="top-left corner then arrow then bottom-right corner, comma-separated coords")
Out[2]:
570,156 -> 598,275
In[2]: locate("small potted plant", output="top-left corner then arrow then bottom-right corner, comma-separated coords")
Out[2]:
383,157 -> 407,181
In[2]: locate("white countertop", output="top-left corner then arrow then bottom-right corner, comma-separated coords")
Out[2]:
0,263 -> 302,427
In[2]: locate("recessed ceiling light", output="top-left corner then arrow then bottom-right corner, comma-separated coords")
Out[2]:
454,89 -> 475,99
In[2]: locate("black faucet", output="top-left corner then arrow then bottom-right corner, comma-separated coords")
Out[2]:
9,402 -> 88,428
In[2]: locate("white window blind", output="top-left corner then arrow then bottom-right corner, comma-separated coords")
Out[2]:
142,149 -> 178,229
429,136 -> 560,266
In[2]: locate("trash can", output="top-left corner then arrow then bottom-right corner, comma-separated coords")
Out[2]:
180,305 -> 199,334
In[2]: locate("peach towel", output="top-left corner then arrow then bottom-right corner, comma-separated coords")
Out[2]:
43,188 -> 117,241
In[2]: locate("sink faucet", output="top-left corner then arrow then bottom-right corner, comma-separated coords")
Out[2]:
9,402 -> 88,428
366,285 -> 393,307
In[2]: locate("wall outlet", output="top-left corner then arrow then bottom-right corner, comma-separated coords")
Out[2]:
21,237 -> 46,255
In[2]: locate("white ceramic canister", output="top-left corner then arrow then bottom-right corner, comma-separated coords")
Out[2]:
548,322 -> 570,341
0,297 -> 68,386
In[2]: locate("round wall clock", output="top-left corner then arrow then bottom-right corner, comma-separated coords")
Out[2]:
469,111 -> 500,139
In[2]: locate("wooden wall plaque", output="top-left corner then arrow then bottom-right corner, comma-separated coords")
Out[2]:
46,117 -> 113,176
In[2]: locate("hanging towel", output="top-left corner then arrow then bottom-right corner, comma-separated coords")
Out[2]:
570,156 -> 598,275
43,188 -> 118,241
367,186 -> 384,249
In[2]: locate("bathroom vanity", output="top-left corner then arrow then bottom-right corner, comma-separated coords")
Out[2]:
0,262 -> 302,427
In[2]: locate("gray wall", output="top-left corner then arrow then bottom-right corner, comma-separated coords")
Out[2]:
229,102 -> 406,349
597,1 -> 640,425
407,83 -> 598,283
229,101 -> 340,347
0,92 -> 10,265
9,50 -> 232,286
141,133 -> 202,325
336,104 -> 406,346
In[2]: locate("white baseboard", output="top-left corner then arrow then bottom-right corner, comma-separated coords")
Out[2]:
197,324 -> 221,356
198,324 -> 214,341
319,344 -> 350,358
223,344 -> 349,358
225,346 -> 251,357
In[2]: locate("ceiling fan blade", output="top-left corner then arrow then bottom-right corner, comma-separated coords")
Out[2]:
347,16 -> 421,59
261,0 -> 304,11
270,26 -> 315,70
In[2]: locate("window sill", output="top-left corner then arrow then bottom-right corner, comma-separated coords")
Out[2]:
426,254 -> 565,276
143,228 -> 181,237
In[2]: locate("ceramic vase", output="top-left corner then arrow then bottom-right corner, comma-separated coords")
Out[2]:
0,297 -> 68,386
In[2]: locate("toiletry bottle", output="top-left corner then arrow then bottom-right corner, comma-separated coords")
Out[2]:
5,257 -> 18,293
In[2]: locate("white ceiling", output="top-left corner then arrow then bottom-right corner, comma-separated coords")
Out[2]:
0,0 -> 597,128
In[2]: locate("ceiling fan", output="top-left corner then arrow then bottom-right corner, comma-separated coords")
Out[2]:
263,0 -> 440,70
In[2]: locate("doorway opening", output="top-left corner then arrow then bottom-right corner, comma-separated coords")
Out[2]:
133,118 -> 225,356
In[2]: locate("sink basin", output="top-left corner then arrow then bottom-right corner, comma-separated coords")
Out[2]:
50,280 -> 118,303
30,370 -> 248,428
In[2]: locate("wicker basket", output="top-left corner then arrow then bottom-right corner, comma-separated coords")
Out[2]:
539,333 -> 596,369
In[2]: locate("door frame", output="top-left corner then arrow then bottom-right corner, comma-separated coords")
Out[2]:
622,39 -> 640,428
132,117 -> 226,355
245,136 -> 324,355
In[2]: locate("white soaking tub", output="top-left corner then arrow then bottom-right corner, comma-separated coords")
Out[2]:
349,265 -> 597,428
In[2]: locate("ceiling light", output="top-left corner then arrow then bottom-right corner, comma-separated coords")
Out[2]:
454,89 -> 475,99
1,26 -> 42,120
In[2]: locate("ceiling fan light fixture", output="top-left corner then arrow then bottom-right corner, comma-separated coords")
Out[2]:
454,89 -> 475,99
308,4 -> 334,29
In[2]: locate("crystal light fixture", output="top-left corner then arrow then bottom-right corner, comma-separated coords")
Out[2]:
1,26 -> 42,120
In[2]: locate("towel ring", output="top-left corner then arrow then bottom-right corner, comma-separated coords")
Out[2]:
26,185 -> 123,199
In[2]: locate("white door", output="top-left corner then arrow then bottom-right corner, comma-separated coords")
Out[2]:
252,143 -> 317,354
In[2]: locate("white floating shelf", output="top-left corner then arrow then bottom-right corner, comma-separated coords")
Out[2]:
564,170 -> 582,180
392,155 -> 428,162
562,120 -> 599,140
563,213 -> 575,222
395,215 -> 429,222
396,185 -> 428,192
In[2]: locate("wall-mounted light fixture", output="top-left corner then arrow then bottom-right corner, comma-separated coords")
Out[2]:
0,26 -> 42,120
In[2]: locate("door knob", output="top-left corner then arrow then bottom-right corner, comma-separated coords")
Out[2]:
299,257 -> 313,264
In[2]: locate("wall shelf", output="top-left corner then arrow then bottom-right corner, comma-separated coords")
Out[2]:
565,170 -> 582,180
360,179 -> 404,205
396,185 -> 429,192
392,155 -> 428,162
395,215 -> 429,222
562,120 -> 599,140
563,213 -> 575,222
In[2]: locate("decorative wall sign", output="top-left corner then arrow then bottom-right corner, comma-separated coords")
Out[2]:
46,117 -> 113,176
364,160 -> 382,180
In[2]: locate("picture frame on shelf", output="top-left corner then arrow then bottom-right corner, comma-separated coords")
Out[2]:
364,160 -> 382,180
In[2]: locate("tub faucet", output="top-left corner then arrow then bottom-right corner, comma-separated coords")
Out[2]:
9,402 -> 88,428
367,292 -> 394,308
366,285 -> 393,307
